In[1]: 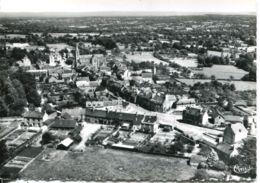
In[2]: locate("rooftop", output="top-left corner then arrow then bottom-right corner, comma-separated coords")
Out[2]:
85,108 -> 157,125
50,119 -> 77,129
23,111 -> 43,119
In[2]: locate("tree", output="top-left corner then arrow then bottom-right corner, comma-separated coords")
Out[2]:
169,141 -> 185,154
41,132 -> 56,145
226,100 -> 233,111
12,69 -> 41,107
11,48 -> 27,61
211,75 -> 216,81
129,80 -> 136,87
0,140 -> 9,165
211,160 -> 226,171
0,97 -> 8,117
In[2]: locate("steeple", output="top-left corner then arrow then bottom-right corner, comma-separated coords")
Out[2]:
73,43 -> 80,69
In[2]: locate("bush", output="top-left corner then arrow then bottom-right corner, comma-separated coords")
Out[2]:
41,132 -> 56,145
211,160 -> 226,171
187,145 -> 194,153
198,144 -> 211,156
198,162 -> 209,169
192,169 -> 210,180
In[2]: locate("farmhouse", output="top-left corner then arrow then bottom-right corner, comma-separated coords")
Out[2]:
210,108 -> 225,126
223,123 -> 247,144
22,111 -> 43,127
173,98 -> 196,111
182,106 -> 209,126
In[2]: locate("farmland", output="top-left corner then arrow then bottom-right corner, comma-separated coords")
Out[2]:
170,58 -> 198,68
192,65 -> 248,80
20,147 -> 196,181
124,52 -> 169,65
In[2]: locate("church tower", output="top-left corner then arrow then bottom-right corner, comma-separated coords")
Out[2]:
73,43 -> 80,69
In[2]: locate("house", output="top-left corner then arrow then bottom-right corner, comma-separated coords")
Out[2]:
163,95 -> 177,112
141,72 -> 153,83
173,98 -> 196,111
57,137 -> 74,150
50,119 -> 77,130
223,115 -> 243,124
76,80 -> 101,95
210,108 -> 225,126
207,50 -> 231,58
85,108 -> 157,133
223,123 -> 247,144
22,111 -> 43,127
140,115 -> 158,133
182,106 -> 209,126
69,126 -> 82,142
86,99 -> 123,108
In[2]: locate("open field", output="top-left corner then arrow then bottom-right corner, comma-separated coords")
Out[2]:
0,34 -> 27,39
46,43 -> 73,51
170,58 -> 198,67
125,52 -> 169,65
192,65 -> 248,80
21,147 -> 196,181
176,79 -> 256,91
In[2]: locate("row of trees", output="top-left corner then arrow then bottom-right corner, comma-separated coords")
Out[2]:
0,68 -> 41,117
198,55 -> 230,67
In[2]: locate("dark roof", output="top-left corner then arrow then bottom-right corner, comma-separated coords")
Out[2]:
61,112 -> 72,119
23,111 -> 43,119
43,119 -> 55,126
151,94 -> 165,104
50,119 -> 77,129
141,72 -> 153,78
143,115 -> 157,124
185,107 -> 202,117
85,108 -> 156,125
211,108 -> 224,119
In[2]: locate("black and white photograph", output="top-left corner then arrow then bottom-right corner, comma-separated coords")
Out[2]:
0,0 -> 257,182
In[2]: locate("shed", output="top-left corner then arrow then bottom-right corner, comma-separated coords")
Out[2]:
57,138 -> 74,150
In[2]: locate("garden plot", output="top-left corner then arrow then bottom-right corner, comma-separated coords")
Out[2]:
93,127 -> 115,142
150,130 -> 176,145
123,132 -> 150,147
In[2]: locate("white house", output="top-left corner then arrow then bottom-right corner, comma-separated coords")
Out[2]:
223,123 -> 247,144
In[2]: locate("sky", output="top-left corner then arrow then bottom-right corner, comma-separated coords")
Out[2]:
0,0 -> 256,13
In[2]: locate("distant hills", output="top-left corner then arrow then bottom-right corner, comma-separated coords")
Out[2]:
0,11 -> 256,18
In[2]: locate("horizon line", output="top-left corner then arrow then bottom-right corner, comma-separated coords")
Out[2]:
0,11 -> 256,17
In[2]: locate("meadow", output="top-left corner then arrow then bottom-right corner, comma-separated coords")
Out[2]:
21,147 -> 196,181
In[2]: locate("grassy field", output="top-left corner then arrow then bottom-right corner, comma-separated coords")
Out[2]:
21,147 -> 196,181
125,52 -> 169,65
170,58 -> 198,68
193,65 -> 248,80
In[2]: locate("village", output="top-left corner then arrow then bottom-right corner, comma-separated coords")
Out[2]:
0,15 -> 257,181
